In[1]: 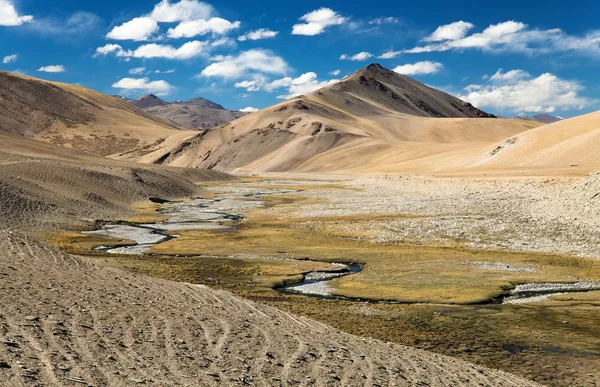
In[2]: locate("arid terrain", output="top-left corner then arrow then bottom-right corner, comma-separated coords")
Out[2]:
2,63 -> 600,387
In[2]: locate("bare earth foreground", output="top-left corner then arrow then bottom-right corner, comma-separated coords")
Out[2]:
0,231 -> 534,386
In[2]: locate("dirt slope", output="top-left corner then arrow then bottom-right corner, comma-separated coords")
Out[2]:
0,230 -> 537,387
0,132 -> 233,229
474,110 -> 600,172
0,71 -> 196,157
146,64 -> 539,173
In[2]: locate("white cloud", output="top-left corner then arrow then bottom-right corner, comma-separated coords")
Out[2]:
106,17 -> 159,41
112,77 -> 175,96
37,65 -> 66,73
490,68 -> 530,82
393,61 -> 443,75
133,41 -> 206,59
167,17 -> 240,38
0,0 -> 33,26
292,8 -> 347,36
266,72 -> 340,99
377,50 -> 402,59
340,52 -> 373,61
95,41 -> 206,60
239,106 -> 259,112
129,67 -> 146,75
406,20 -> 600,56
423,21 -> 474,42
2,54 -> 17,64
238,28 -> 279,41
234,80 -> 261,92
200,49 -> 289,79
329,69 -> 340,76
458,70 -> 592,113
94,44 -> 129,57
368,17 -> 399,25
151,0 -> 214,22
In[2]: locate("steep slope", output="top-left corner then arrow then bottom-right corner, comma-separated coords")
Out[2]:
475,110 -> 600,172
0,71 -> 196,156
130,95 -> 247,129
147,64 -> 539,173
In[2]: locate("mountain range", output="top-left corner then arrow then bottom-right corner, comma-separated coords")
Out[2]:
127,94 -> 247,130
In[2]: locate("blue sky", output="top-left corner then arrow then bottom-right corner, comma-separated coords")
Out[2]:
1,0 -> 599,117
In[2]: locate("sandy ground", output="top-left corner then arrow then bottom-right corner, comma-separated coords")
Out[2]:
275,172 -> 600,259
0,230 -> 537,386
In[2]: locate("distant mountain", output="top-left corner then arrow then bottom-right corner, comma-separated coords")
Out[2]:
513,114 -> 564,125
128,95 -> 247,130
131,94 -> 168,109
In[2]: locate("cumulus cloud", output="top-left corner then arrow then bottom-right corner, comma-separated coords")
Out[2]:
238,28 -> 279,41
266,72 -> 340,99
2,54 -> 17,64
239,106 -> 259,112
167,17 -> 240,38
0,0 -> 33,26
234,80 -> 261,92
95,41 -> 206,59
37,65 -> 66,73
129,67 -> 146,75
106,17 -> 159,41
423,21 -> 474,42
329,69 -> 340,76
406,20 -> 600,56
200,49 -> 289,79
368,17 -> 399,25
490,68 -> 530,82
151,0 -> 214,22
459,70 -> 592,113
112,77 -> 175,96
339,52 -> 373,61
393,61 -> 443,75
292,8 -> 347,36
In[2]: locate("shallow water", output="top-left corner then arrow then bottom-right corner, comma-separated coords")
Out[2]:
280,264 -> 363,298
84,187 -> 296,254
502,281 -> 600,304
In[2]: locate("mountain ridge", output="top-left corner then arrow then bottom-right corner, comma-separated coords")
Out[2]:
140,63 -> 538,173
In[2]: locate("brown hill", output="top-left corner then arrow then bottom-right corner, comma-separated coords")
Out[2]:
0,71 -> 197,157
146,64 -> 539,173
130,95 -> 247,130
474,110 -> 600,173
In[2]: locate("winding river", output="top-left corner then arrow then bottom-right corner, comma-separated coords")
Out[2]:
83,186 -> 600,304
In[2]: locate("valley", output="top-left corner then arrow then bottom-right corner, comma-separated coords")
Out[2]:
49,176 -> 600,386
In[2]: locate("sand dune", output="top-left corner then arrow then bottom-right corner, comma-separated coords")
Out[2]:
474,110 -> 600,172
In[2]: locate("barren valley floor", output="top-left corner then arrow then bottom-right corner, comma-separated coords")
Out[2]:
51,174 -> 600,386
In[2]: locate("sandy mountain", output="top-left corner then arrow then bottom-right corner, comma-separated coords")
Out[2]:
475,110 -> 600,172
130,95 -> 247,130
146,64 -> 539,173
0,71 -> 196,157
